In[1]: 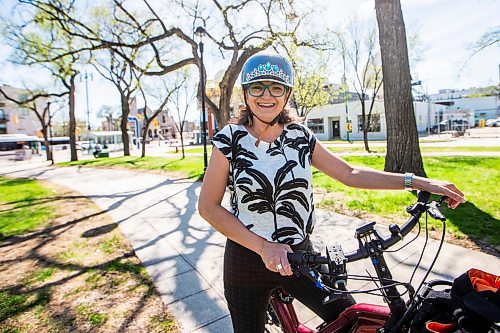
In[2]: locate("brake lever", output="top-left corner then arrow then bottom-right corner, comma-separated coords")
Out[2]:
427,201 -> 446,222
294,262 -> 326,290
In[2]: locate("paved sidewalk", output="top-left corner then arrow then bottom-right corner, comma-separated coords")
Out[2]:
1,161 -> 498,332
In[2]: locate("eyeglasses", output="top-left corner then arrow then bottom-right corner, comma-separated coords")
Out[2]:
246,83 -> 287,97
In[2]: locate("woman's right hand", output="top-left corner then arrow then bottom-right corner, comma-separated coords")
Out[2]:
260,240 -> 293,276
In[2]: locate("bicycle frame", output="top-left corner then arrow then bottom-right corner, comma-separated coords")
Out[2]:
270,294 -> 391,333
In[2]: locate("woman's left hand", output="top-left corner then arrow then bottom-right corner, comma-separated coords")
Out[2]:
423,180 -> 466,209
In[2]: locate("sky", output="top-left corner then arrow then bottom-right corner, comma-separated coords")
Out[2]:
0,0 -> 498,126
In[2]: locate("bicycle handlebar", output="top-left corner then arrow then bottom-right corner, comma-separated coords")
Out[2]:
288,191 -> 442,266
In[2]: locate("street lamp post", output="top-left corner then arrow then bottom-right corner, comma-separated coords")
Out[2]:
195,26 -> 208,173
81,71 -> 93,131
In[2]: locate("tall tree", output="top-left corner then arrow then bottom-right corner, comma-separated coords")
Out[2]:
135,73 -> 183,158
338,18 -> 384,152
18,0 -> 322,128
182,0 -> 313,127
375,0 -> 426,176
97,105 -> 120,131
280,45 -> 331,119
91,49 -> 148,156
169,70 -> 197,159
3,2 -> 82,161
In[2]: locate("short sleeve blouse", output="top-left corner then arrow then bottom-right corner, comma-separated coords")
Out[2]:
211,123 -> 317,245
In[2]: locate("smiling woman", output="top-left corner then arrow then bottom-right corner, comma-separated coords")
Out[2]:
198,52 -> 467,333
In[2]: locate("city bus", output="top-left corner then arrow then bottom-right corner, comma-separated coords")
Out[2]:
0,134 -> 42,161
46,136 -> 71,150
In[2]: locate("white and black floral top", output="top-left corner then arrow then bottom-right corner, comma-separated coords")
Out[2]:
212,123 -> 317,245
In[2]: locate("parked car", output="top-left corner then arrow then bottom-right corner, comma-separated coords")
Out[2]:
431,119 -> 468,133
486,117 -> 500,127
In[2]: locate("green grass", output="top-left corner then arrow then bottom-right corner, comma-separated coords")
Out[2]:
24,268 -> 56,286
0,177 -> 55,240
76,304 -> 108,326
150,314 -> 177,331
0,289 -> 50,322
313,156 -> 500,245
84,270 -> 103,289
105,258 -> 149,280
168,147 -> 213,154
327,146 -> 500,154
59,156 -> 204,179
100,235 -> 124,254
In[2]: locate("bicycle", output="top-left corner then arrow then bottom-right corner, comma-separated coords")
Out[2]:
264,191 -> 461,333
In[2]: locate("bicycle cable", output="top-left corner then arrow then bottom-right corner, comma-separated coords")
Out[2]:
322,281 -> 412,297
414,218 -> 446,296
409,211 -> 430,287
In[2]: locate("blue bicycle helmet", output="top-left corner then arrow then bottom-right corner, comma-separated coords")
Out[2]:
241,53 -> 294,88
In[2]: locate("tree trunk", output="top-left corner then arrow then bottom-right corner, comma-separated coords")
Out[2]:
217,90 -> 231,127
141,120 -> 149,158
375,0 -> 426,176
361,99 -> 371,152
42,127 -> 53,163
179,134 -> 185,159
68,75 -> 78,162
120,94 -> 130,156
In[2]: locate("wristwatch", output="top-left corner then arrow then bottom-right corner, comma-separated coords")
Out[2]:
404,173 -> 414,191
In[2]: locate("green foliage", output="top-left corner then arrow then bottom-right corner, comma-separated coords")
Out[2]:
0,177 -> 55,240
464,85 -> 499,98
285,45 -> 333,118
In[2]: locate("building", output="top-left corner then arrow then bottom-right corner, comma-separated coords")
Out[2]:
306,98 -> 437,141
0,85 -> 47,136
428,88 -> 499,125
135,106 -> 179,140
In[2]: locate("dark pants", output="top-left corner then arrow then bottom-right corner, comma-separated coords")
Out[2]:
223,239 -> 355,333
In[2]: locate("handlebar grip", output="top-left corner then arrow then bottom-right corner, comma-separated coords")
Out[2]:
287,252 -> 329,265
287,252 -> 305,265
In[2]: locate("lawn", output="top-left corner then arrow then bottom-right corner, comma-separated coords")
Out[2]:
313,156 -> 500,246
59,156 -> 204,179
0,179 -> 179,332
58,155 -> 500,246
327,146 -> 500,154
0,177 -> 56,240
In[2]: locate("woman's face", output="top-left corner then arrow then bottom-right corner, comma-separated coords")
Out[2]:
245,81 -> 290,124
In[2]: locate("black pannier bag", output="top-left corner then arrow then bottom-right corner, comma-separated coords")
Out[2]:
408,268 -> 499,333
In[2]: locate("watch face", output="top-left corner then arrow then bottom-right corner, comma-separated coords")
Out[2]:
404,173 -> 413,190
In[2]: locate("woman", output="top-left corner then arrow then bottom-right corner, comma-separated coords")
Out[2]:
198,53 -> 466,332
